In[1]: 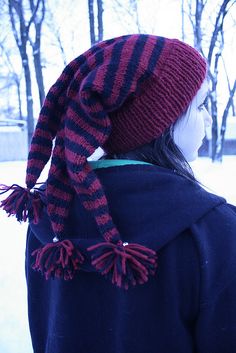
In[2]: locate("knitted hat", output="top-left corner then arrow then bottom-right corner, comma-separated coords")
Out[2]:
0,34 -> 206,289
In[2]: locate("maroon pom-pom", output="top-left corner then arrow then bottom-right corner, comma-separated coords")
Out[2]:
0,184 -> 42,223
31,239 -> 84,280
87,240 -> 157,289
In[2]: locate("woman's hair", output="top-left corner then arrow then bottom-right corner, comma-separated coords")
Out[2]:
105,126 -> 198,184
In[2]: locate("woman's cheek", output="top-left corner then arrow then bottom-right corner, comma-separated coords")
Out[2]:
173,109 -> 206,162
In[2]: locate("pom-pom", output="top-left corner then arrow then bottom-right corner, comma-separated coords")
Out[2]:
88,241 -> 157,289
31,239 -> 84,280
0,184 -> 42,223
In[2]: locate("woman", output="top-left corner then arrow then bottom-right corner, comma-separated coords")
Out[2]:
1,34 -> 236,353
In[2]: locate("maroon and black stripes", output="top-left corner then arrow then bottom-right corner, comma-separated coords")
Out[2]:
31,34 -> 205,242
0,34 -> 207,287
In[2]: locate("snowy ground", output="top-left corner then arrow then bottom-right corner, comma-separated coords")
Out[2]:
0,157 -> 236,353
190,156 -> 236,205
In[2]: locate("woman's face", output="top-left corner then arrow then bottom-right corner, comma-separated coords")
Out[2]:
173,80 -> 212,162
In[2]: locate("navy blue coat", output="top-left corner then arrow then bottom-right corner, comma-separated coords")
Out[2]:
26,160 -> 236,353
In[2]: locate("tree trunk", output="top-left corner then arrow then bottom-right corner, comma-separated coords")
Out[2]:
33,47 -> 45,106
88,0 -> 103,45
8,0 -> 47,147
194,0 -> 203,52
29,0 -> 45,107
15,76 -> 23,120
8,0 -> 35,148
22,52 -> 34,147
207,0 -> 229,64
215,79 -> 236,160
97,0 -> 103,42
88,0 -> 96,46
210,84 -> 218,161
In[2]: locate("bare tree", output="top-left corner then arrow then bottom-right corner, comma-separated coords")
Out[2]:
88,0 -> 96,45
29,0 -> 46,107
8,0 -> 45,147
88,0 -> 104,46
8,0 -> 34,147
182,0 -> 236,161
217,79 -> 236,160
222,55 -> 235,116
97,0 -> 104,42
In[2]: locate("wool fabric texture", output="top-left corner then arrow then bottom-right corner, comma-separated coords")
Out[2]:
1,34 -> 207,288
26,161 -> 236,353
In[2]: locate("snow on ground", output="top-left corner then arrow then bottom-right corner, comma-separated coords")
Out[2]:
0,161 -> 32,353
190,156 -> 236,205
0,157 -> 236,353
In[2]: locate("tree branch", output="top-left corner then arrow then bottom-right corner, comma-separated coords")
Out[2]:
221,54 -> 236,115
222,79 -> 236,124
207,0 -> 231,64
26,0 -> 41,36
8,0 -> 21,47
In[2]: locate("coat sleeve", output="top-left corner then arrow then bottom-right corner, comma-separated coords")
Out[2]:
191,203 -> 236,353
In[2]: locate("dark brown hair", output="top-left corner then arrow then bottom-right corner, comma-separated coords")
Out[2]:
105,126 -> 198,184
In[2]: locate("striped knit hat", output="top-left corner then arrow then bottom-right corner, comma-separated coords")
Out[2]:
0,34 -> 206,289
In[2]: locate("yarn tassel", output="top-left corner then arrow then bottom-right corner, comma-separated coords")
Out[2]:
0,184 -> 42,223
31,239 -> 84,280
87,241 -> 157,289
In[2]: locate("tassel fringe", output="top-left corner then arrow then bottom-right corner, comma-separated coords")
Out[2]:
1,184 -> 158,288
0,184 -> 42,223
31,239 -> 84,280
88,241 -> 157,289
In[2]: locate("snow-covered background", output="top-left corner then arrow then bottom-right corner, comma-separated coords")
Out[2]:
0,157 -> 236,353
191,157 -> 236,205
0,160 -> 49,353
